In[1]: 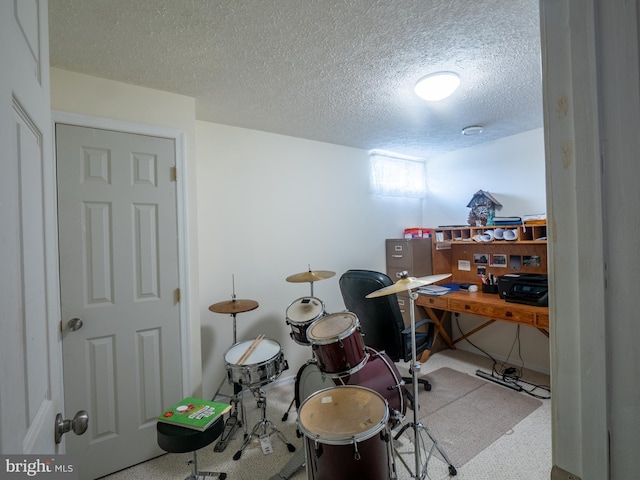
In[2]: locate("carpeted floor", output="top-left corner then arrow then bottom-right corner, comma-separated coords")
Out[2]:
100,349 -> 551,480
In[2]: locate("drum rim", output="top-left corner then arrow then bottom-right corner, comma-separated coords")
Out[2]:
320,351 -> 369,378
306,312 -> 359,344
297,385 -> 389,444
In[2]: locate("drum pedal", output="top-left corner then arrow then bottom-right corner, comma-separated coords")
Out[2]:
214,415 -> 239,452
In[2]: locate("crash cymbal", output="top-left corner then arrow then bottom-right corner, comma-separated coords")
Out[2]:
365,273 -> 452,298
209,299 -> 259,315
286,270 -> 336,283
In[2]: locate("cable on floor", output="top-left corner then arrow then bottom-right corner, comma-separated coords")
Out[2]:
455,315 -> 551,399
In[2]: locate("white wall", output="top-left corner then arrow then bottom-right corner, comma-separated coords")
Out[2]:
423,129 -> 550,372
196,122 -> 424,399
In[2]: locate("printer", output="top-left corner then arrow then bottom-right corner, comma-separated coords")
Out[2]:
497,273 -> 548,307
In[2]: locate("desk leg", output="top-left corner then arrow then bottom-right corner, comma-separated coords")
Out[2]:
418,306 -> 456,363
453,318 -> 496,344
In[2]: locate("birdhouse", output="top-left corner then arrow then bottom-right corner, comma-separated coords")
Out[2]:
467,190 -> 502,226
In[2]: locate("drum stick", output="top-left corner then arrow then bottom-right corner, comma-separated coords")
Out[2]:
237,334 -> 264,365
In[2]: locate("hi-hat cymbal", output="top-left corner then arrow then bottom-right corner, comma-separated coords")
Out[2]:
366,273 -> 452,298
209,299 -> 259,314
286,270 -> 336,283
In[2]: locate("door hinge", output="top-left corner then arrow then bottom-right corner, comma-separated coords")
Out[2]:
175,288 -> 181,304
170,166 -> 177,181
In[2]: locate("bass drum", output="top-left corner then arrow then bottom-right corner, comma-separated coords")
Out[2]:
335,347 -> 407,422
294,360 -> 335,409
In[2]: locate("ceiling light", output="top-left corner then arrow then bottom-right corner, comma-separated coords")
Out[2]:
414,72 -> 460,102
462,125 -> 484,136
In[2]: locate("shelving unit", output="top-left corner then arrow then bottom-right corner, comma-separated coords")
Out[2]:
431,224 -> 548,285
433,224 -> 547,244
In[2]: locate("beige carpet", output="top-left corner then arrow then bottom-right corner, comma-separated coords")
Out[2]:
395,367 -> 543,469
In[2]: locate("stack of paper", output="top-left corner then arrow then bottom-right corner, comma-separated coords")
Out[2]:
418,285 -> 452,296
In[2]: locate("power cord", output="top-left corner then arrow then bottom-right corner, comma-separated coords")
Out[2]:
455,315 -> 551,400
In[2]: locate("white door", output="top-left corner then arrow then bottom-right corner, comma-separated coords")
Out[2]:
56,125 -> 183,478
0,0 -> 63,455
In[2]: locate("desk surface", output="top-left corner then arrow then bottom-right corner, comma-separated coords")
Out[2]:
415,290 -> 549,356
417,290 -> 548,317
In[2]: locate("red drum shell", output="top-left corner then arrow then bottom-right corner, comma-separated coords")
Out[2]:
335,348 -> 407,419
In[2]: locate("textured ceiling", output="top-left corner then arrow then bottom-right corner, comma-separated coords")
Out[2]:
48,0 -> 543,158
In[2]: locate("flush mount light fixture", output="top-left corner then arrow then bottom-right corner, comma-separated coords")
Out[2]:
461,125 -> 484,136
414,72 -> 460,101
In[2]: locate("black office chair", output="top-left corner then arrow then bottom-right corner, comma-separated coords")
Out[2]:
339,269 -> 435,397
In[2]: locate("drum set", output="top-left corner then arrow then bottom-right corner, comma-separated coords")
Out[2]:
211,268 -> 457,480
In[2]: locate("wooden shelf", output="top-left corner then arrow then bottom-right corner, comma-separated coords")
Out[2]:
433,224 -> 547,245
431,224 -> 548,285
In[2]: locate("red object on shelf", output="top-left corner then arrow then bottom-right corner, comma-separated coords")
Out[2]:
403,228 -> 432,238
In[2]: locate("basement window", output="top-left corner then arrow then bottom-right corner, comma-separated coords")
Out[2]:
369,151 -> 427,198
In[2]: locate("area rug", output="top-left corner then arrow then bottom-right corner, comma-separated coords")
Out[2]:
397,367 -> 543,468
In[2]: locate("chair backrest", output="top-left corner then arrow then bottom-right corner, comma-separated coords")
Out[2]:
338,269 -> 405,361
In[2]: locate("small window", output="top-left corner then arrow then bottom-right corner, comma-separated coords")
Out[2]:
369,151 -> 427,198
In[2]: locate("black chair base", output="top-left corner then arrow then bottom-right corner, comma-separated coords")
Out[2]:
157,416 -> 227,480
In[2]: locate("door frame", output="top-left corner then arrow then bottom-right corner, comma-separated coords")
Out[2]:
52,111 -> 193,396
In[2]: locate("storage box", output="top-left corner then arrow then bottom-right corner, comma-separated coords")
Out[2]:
404,228 -> 432,238
482,284 -> 499,294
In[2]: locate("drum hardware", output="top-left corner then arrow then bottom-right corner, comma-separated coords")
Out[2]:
209,276 -> 260,452
366,272 -> 457,478
285,266 -> 335,297
232,386 -> 297,461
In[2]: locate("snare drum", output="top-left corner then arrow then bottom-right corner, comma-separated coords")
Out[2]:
224,338 -> 286,387
286,297 -> 325,345
297,385 -> 393,480
335,347 -> 407,421
306,312 -> 367,377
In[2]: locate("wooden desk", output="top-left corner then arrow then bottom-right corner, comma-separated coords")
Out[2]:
415,290 -> 549,361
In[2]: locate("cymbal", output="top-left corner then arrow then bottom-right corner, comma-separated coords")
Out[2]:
209,299 -> 259,314
286,270 -> 336,283
365,273 -> 452,298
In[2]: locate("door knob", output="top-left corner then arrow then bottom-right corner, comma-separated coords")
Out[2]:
67,317 -> 83,331
55,410 -> 89,444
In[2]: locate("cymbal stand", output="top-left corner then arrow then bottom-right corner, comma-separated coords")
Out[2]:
213,310 -> 248,452
393,290 -> 457,478
213,276 -> 248,452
